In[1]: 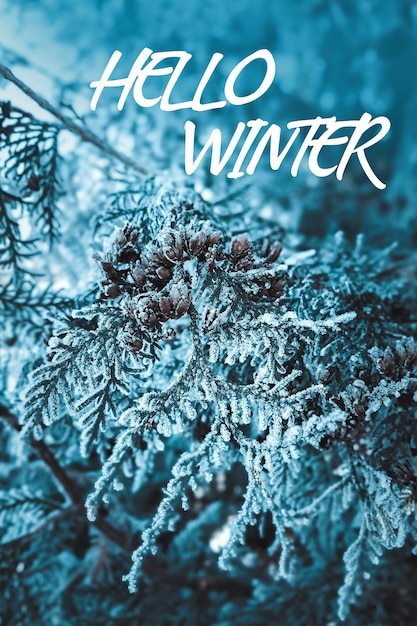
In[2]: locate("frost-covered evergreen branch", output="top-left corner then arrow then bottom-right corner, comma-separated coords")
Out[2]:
0,403 -> 131,553
18,179 -> 417,621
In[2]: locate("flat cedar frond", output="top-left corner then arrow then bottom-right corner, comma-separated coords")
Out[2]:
19,182 -> 417,622
0,188 -> 38,274
0,488 -> 63,545
0,102 -> 61,244
0,279 -> 74,332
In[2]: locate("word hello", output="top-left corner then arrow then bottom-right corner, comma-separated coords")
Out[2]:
90,48 -> 391,188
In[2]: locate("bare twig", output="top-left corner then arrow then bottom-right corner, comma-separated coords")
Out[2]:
0,63 -> 147,176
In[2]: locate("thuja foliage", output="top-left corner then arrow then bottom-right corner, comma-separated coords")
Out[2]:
0,103 -> 60,250
0,102 -> 71,346
0,98 -> 417,625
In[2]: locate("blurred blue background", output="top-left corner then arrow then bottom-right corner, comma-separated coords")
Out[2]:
0,0 -> 416,247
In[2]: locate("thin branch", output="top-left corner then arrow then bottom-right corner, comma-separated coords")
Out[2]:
0,63 -> 147,177
0,403 -> 131,554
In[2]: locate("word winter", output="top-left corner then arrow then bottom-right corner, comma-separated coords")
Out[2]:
90,48 -> 391,188
185,114 -> 390,189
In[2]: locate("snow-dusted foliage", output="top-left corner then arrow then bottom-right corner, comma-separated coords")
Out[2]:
1,2 -> 417,625
11,170 -> 416,623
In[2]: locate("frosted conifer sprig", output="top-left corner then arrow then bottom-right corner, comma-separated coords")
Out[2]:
20,183 -> 417,618
97,218 -> 286,355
